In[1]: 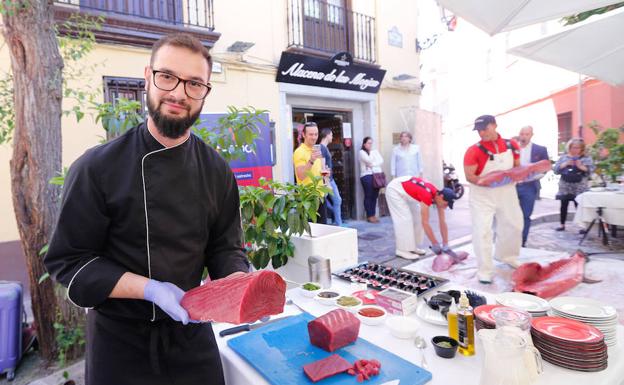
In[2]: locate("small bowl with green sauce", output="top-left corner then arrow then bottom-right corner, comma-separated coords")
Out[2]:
431,336 -> 458,359
299,282 -> 322,298
336,295 -> 363,312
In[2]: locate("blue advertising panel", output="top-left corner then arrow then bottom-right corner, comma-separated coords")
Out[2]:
197,112 -> 273,186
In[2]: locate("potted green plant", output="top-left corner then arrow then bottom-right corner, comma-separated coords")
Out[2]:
239,176 -> 330,269
588,122 -> 624,184
240,176 -> 359,282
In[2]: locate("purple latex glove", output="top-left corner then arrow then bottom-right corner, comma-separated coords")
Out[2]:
144,279 -> 190,325
430,244 -> 443,255
442,245 -> 458,259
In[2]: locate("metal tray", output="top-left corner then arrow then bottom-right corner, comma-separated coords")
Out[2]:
332,261 -> 449,296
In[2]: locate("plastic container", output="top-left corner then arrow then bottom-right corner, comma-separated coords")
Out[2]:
386,316 -> 420,339
0,281 -> 23,381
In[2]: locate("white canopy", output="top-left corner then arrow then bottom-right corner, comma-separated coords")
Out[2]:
436,0 -> 620,35
508,8 -> 624,85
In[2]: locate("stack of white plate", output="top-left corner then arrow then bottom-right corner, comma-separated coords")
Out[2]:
495,292 -> 550,317
549,297 -> 618,348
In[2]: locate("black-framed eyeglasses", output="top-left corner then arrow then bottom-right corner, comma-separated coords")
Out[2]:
151,69 -> 212,100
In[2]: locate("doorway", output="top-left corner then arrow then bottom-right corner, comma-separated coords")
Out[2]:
292,109 -> 356,221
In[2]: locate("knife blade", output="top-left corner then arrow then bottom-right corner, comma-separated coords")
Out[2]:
379,380 -> 400,385
219,316 -> 292,337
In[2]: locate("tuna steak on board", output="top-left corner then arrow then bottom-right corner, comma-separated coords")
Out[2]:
303,354 -> 352,383
181,270 -> 286,324
308,309 -> 360,352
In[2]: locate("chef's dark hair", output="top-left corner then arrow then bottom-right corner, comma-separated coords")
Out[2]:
319,128 -> 333,141
151,33 -> 213,78
302,122 -> 318,135
361,136 -> 373,154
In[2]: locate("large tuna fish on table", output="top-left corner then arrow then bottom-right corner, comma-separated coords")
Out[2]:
512,250 -> 600,299
181,270 -> 286,324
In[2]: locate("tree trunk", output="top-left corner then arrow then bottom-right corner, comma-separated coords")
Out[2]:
1,0 -> 84,362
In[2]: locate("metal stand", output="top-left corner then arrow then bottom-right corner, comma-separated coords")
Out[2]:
579,207 -> 609,246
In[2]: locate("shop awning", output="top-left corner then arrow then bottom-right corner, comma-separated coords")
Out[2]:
436,0 -> 620,35
508,8 -> 624,85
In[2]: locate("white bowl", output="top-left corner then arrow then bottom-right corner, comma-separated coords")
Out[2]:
299,282 -> 322,298
314,290 -> 341,306
356,306 -> 388,326
386,316 -> 420,339
335,296 -> 363,313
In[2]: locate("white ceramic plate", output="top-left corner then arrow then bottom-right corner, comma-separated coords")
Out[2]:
496,292 -> 550,312
550,297 -> 617,319
415,301 -> 447,326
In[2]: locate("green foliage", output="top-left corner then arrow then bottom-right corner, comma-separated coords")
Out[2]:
57,14 -> 104,123
0,0 -> 29,16
193,106 -> 267,163
0,13 -> 102,145
588,121 -> 624,183
93,98 -> 144,140
0,71 -> 14,143
240,177 -> 331,270
54,315 -> 85,368
562,2 -> 624,25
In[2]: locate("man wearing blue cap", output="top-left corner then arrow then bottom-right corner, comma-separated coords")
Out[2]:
464,115 -> 523,283
385,176 -> 457,260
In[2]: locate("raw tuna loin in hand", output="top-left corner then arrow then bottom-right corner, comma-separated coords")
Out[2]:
181,270 -> 286,324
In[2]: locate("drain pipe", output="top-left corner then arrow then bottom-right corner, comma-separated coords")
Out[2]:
577,74 -> 584,139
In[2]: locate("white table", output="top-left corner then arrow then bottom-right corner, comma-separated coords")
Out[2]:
574,191 -> 624,227
214,279 -> 624,385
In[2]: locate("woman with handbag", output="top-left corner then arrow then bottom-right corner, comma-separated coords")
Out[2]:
553,138 -> 594,231
359,137 -> 385,223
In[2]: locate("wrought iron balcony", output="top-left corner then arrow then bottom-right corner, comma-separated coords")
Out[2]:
287,0 -> 376,64
54,0 -> 219,48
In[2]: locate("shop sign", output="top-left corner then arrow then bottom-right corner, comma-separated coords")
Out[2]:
276,51 -> 386,94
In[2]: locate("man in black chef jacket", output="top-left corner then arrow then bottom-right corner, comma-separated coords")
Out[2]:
44,33 -> 250,385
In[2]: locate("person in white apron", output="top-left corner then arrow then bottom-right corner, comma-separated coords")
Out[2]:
464,115 -> 523,284
386,176 -> 457,259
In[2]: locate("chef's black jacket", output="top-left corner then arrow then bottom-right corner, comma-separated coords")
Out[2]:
44,123 -> 250,384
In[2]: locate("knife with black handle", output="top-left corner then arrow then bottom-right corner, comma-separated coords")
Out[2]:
219,316 -> 291,337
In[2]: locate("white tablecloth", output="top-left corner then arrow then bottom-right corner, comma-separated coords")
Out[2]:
574,191 -> 624,227
214,279 -> 624,385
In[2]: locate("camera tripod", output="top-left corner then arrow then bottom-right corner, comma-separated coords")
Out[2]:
579,207 -> 610,246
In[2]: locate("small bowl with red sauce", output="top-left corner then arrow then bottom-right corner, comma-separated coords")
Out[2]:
356,305 -> 387,326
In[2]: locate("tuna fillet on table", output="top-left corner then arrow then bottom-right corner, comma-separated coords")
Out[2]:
303,354 -> 352,383
308,309 -> 360,352
181,270 -> 286,324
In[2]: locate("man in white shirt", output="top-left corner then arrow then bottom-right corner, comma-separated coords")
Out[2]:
391,131 -> 424,178
516,125 -> 549,247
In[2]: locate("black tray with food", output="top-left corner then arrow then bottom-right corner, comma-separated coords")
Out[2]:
333,261 -> 449,296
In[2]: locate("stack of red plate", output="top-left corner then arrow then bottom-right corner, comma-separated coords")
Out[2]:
531,316 -> 608,372
474,304 -> 505,331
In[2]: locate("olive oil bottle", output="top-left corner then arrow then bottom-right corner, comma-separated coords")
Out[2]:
456,292 -> 475,356
447,298 -> 459,342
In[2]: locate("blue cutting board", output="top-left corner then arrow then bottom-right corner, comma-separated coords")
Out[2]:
228,312 -> 432,385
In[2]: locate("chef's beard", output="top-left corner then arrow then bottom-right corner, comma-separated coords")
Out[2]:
147,93 -> 203,139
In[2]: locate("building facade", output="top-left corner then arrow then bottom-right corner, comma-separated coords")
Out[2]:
0,0 -> 429,245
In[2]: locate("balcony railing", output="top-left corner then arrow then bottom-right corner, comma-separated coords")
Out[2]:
287,0 -> 376,64
55,0 -> 214,29
54,0 -> 219,48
